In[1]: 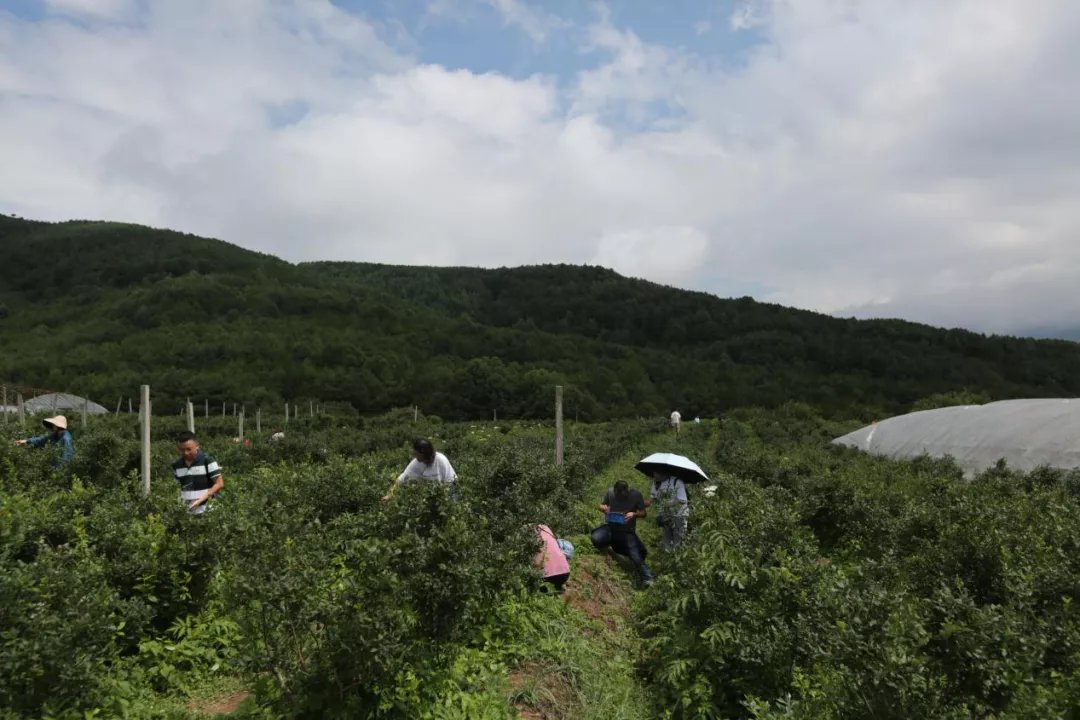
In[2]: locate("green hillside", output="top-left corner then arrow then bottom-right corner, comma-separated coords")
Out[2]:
2,215 -> 1079,419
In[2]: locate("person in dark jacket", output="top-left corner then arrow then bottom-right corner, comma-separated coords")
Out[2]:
15,415 -> 75,467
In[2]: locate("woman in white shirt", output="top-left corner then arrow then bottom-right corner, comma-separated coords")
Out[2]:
382,438 -> 457,500
647,471 -> 688,551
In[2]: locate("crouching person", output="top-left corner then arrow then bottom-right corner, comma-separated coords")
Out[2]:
534,524 -> 571,593
173,431 -> 223,514
590,480 -> 654,584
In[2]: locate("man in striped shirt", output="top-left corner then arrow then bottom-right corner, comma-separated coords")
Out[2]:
172,431 -> 223,515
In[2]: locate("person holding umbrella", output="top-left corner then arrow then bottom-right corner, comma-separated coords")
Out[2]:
647,471 -> 689,551
15,415 -> 75,467
635,452 -> 709,552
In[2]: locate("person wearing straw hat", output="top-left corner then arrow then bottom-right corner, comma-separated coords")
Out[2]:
15,415 -> 75,467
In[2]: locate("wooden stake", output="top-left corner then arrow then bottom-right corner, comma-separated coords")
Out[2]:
256,408 -> 262,434
187,400 -> 195,434
140,385 -> 151,497
555,385 -> 564,466
17,393 -> 25,424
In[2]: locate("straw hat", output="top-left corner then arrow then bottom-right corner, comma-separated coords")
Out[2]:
43,415 -> 68,430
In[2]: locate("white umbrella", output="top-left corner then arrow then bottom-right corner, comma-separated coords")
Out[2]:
634,452 -> 709,484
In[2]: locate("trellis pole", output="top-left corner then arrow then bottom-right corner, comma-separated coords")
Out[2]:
555,385 -> 564,466
187,400 -> 195,434
140,385 -> 151,498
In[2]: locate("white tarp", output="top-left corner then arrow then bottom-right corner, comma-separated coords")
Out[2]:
832,399 -> 1080,476
23,392 -> 109,415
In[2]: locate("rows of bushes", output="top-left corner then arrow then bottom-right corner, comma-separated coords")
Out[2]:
639,405 -> 1080,718
0,413 -> 655,718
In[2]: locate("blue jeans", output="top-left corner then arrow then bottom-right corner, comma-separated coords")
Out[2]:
590,525 -> 654,582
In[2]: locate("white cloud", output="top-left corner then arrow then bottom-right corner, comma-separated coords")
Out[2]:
43,0 -> 135,20
422,0 -> 567,44
484,0 -> 568,43
730,0 -> 769,31
592,227 -> 710,285
2,0 -> 1080,336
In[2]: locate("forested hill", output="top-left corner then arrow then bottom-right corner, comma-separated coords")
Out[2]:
2,215 -> 1080,420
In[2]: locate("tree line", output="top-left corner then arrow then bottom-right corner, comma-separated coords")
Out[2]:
3,215 -> 1080,420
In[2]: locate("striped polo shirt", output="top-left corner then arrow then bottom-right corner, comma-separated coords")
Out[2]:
172,450 -> 222,515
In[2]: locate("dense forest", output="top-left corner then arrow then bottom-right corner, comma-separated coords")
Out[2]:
2,215 -> 1079,420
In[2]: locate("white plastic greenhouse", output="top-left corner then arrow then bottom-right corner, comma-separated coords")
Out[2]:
832,399 -> 1080,476
22,392 -> 108,415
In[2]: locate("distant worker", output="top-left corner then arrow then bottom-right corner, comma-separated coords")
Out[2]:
15,415 -> 75,467
591,480 -> 654,584
172,431 -> 223,515
270,431 -> 285,442
382,438 -> 458,500
670,409 -> 681,434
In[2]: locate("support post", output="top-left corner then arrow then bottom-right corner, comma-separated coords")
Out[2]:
284,402 -> 289,426
1,385 -> 6,424
81,396 -> 88,428
413,405 -> 418,423
204,399 -> 208,418
140,385 -> 151,498
493,409 -> 497,422
116,397 -> 122,414
187,400 -> 195,434
555,385 -> 564,466
238,411 -> 244,443
256,408 -> 262,434
222,401 -> 226,417
17,393 -> 25,425
128,398 -> 133,413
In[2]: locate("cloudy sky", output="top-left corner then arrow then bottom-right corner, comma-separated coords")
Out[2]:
1,0 -> 1078,337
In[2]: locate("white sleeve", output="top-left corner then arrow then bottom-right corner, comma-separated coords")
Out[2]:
676,480 -> 688,504
398,458 -> 422,482
437,453 -> 457,482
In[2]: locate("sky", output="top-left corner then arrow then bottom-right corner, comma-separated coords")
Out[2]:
1,0 -> 1079,338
